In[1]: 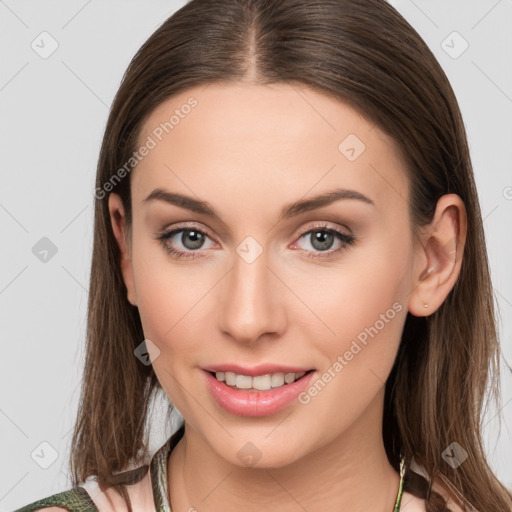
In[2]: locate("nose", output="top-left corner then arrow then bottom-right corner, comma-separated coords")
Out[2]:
217,246 -> 286,345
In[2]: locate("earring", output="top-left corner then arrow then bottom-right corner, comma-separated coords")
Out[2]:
424,302 -> 429,308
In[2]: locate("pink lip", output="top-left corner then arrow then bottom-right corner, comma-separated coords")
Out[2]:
203,369 -> 316,417
201,363 -> 314,377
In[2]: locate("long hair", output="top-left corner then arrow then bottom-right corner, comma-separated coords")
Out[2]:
70,1 -> 512,510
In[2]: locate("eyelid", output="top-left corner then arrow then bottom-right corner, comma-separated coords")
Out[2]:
293,220 -> 352,239
160,220 -> 351,245
161,221 -> 218,242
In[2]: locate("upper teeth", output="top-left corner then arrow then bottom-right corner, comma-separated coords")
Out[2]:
215,371 -> 306,391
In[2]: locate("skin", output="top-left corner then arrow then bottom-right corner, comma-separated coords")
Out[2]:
108,82 -> 467,512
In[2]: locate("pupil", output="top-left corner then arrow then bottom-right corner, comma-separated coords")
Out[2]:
311,231 -> 333,251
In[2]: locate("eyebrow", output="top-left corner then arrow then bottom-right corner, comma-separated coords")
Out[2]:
143,187 -> 374,221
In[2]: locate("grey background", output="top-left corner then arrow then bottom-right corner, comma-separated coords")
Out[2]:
1,1 -> 511,510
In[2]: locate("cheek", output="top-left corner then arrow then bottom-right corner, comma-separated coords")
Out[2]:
132,251 -> 208,402
134,264 -> 213,353
129,229 -> 207,354
287,228 -> 410,383
292,231 -> 408,334
287,265 -> 407,451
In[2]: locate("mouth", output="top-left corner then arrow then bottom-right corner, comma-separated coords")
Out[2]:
205,369 -> 315,392
203,368 -> 317,417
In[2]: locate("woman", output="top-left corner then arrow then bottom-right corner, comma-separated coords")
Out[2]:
14,0 -> 512,511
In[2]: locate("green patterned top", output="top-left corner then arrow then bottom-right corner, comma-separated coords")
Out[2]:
13,425 -> 405,512
13,424 -> 186,512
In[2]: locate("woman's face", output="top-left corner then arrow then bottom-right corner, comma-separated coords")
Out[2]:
110,82 -> 421,466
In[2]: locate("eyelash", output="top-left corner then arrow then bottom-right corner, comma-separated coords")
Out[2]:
155,222 -> 356,260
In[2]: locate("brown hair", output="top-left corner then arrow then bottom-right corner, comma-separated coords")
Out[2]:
70,1 -> 512,511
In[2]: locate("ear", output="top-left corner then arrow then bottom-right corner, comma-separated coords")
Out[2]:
108,193 -> 138,307
408,194 -> 467,316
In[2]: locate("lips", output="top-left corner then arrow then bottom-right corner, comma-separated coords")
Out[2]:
203,368 -> 316,416
201,363 -> 315,377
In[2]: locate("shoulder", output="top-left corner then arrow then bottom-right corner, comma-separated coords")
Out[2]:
431,475 -> 466,511
400,475 -> 466,512
14,466 -> 154,512
401,490 -> 427,511
79,467 -> 155,512
13,486 -> 98,512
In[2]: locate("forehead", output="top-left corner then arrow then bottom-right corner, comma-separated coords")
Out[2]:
132,82 -> 409,218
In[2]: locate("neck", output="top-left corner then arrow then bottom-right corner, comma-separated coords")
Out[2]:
167,389 -> 401,512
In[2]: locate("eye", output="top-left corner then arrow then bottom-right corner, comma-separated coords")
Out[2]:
155,225 -> 216,259
155,222 -> 356,260
293,223 -> 355,259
